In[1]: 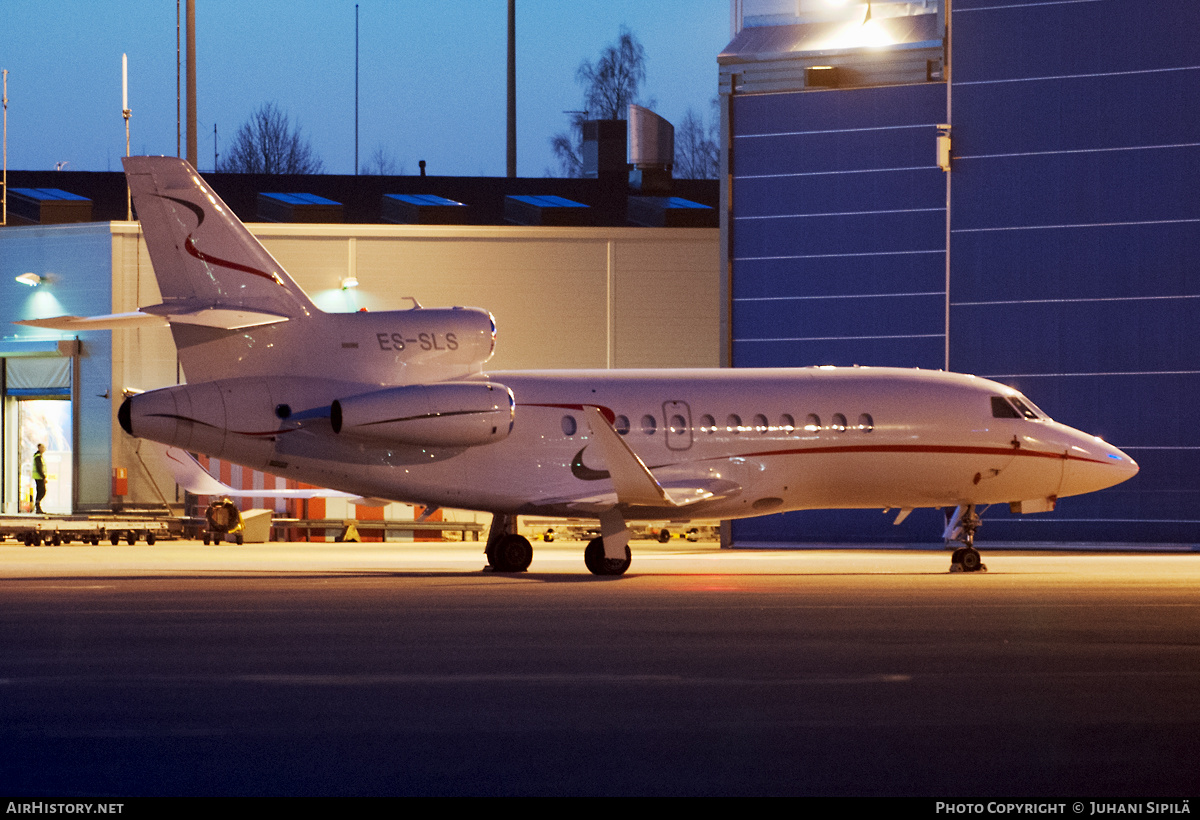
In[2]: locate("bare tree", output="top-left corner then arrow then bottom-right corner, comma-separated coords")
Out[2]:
674,99 -> 720,180
219,102 -> 323,174
577,26 -> 646,120
549,114 -> 586,178
360,144 -> 405,176
548,27 -> 647,177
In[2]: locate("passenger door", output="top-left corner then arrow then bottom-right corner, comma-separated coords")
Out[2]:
663,401 -> 693,451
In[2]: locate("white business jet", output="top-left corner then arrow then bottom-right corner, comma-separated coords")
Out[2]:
22,158 -> 1139,574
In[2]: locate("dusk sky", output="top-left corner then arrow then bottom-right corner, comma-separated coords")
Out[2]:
2,0 -> 731,177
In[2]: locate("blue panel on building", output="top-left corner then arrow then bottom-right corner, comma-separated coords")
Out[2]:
733,252 -> 945,300
727,1 -> 1200,545
945,0 -> 1200,543
733,336 -> 947,371
730,82 -> 947,375
734,169 -> 944,218
953,1 -> 1200,82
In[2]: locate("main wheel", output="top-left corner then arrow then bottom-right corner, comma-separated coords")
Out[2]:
585,537 -> 632,576
657,528 -> 671,543
488,533 -> 533,572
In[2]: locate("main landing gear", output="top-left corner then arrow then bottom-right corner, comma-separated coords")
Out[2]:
484,513 -> 533,573
944,504 -> 987,573
584,537 -> 631,576
482,510 -> 634,576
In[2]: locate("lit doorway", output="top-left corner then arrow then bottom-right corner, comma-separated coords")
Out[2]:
15,399 -> 73,514
3,354 -> 75,515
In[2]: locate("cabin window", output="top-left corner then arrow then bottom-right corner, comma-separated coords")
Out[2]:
699,414 -> 716,433
727,414 -> 743,434
752,413 -> 769,433
561,415 -> 577,436
832,413 -> 847,432
780,413 -> 795,433
669,414 -> 688,435
641,414 -> 657,435
804,413 -> 821,432
858,413 -> 874,432
614,415 -> 630,435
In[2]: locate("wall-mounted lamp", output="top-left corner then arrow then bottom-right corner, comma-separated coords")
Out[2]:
15,272 -> 42,287
937,124 -> 952,172
341,275 -> 359,290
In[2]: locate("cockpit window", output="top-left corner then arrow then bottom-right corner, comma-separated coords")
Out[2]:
992,395 -> 1042,420
991,397 -> 1022,419
1016,395 -> 1050,420
1009,397 -> 1041,420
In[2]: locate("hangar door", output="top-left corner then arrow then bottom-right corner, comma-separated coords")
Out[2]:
3,356 -> 74,515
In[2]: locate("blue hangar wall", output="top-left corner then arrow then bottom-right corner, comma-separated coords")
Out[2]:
721,0 -> 1200,544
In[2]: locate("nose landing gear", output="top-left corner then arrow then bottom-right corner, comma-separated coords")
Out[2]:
944,504 -> 987,573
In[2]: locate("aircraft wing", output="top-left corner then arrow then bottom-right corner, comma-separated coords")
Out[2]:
552,407 -> 742,514
560,477 -> 742,516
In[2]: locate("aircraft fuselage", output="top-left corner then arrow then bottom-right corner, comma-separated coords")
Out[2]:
120,365 -> 1136,522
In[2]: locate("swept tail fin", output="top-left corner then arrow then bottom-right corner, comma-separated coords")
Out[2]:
122,156 -> 316,320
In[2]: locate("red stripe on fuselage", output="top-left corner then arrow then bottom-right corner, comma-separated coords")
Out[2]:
737,443 -> 1103,464
523,403 -> 616,424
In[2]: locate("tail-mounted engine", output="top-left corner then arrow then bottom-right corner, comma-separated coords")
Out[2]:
331,382 -> 514,448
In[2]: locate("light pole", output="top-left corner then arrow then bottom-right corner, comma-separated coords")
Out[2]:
123,54 -> 132,220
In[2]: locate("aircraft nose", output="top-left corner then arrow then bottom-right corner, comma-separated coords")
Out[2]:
1060,434 -> 1138,498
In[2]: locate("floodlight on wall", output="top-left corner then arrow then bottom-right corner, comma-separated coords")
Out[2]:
15,272 -> 42,287
341,275 -> 359,290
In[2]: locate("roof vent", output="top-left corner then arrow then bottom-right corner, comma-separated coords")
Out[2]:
628,105 -> 674,170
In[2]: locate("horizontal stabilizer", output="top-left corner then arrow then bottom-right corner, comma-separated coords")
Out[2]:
16,306 -> 289,332
15,312 -> 168,331
157,307 -> 290,330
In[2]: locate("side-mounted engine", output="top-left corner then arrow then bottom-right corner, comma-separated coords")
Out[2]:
331,382 -> 514,447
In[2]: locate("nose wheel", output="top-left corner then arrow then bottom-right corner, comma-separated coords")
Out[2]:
945,504 -> 987,573
950,546 -> 984,572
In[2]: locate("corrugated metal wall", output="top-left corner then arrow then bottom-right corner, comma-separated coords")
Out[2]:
731,83 -> 947,369
948,0 -> 1200,542
729,0 -> 1200,544
730,81 -> 952,543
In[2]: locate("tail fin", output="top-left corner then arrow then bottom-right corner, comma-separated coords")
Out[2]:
122,156 -> 316,321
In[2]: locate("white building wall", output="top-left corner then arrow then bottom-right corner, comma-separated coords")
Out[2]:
104,223 -> 719,510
